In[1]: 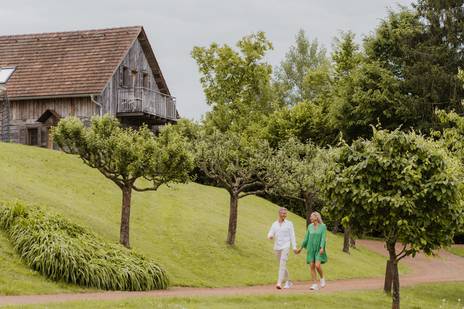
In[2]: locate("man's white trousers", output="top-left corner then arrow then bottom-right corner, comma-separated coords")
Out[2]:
275,247 -> 290,285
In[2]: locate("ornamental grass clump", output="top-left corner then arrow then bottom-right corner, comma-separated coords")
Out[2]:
0,201 -> 169,291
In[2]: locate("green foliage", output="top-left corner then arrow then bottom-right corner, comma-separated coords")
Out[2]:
332,31 -> 362,81
265,101 -> 337,147
364,6 -> 464,130
331,60 -> 414,142
192,32 -> 274,133
434,110 -> 464,240
195,130 -> 278,196
0,201 -> 168,291
266,30 -> 334,147
274,29 -> 330,106
323,128 -> 463,256
271,139 -> 329,221
435,110 -> 464,165
52,116 -> 193,191
415,0 -> 464,56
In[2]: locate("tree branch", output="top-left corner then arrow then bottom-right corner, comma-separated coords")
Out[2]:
132,185 -> 159,192
239,189 -> 266,198
238,181 -> 263,192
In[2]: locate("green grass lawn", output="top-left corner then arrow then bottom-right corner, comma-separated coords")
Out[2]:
0,142 -> 398,292
5,282 -> 464,309
449,245 -> 464,257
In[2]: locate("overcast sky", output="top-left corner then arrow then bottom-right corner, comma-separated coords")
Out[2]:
1,0 -> 414,120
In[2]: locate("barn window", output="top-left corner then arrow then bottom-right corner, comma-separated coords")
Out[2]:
27,128 -> 39,145
0,67 -> 15,83
122,66 -> 130,87
142,72 -> 149,88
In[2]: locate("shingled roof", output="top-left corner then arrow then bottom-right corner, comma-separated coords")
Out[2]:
0,26 -> 170,99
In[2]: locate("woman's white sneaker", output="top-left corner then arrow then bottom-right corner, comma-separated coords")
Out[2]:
320,278 -> 326,288
310,283 -> 319,290
283,280 -> 293,289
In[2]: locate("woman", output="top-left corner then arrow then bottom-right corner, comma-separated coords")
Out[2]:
296,211 -> 327,290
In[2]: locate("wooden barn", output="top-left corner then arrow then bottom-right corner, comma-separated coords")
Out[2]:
0,26 -> 178,148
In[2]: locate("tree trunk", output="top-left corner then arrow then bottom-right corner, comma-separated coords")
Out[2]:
384,260 -> 393,294
343,227 -> 350,253
303,192 -> 314,227
120,185 -> 132,248
226,192 -> 239,245
350,236 -> 356,248
332,221 -> 340,234
391,261 -> 400,309
387,242 -> 400,309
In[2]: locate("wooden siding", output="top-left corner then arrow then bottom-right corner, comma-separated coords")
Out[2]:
11,97 -> 94,121
101,39 -> 160,116
9,97 -> 94,145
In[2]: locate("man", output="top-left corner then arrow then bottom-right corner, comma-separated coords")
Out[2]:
267,207 -> 298,289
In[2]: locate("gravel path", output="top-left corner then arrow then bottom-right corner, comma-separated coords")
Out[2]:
1,240 -> 463,306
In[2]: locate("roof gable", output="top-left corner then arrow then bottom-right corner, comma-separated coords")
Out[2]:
0,26 -> 169,99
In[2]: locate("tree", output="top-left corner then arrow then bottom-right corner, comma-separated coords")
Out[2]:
274,29 -> 330,106
191,32 -> 274,134
52,115 -> 194,248
364,6 -> 464,130
414,0 -> 464,68
330,60 -> 414,143
264,100 -> 337,148
195,130 -> 279,245
331,31 -> 362,83
272,139 -> 327,226
435,71 -> 464,162
322,128 -> 463,309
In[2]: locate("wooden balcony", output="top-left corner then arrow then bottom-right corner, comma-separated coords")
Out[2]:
116,87 -> 177,124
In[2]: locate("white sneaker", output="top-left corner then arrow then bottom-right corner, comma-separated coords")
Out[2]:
310,283 -> 319,290
320,278 -> 326,288
283,280 -> 293,289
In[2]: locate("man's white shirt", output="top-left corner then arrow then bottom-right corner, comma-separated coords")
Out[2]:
268,220 -> 297,250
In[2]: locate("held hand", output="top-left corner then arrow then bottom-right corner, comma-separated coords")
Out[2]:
294,248 -> 301,255
319,248 -> 324,255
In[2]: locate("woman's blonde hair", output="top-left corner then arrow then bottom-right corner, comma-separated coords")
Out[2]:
310,211 -> 323,224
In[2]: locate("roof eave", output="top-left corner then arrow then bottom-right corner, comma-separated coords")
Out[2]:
137,27 -> 171,96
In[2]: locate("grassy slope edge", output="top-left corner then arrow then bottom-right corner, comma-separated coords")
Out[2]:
0,142 -> 393,292
4,282 -> 464,309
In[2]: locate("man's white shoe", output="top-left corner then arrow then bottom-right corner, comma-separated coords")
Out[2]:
320,278 -> 326,288
283,280 -> 293,289
310,283 -> 319,290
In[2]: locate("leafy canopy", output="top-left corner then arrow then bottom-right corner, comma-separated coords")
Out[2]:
323,128 -> 463,257
274,29 -> 330,106
52,115 -> 193,191
195,129 -> 279,198
272,138 -> 326,201
192,32 -> 274,133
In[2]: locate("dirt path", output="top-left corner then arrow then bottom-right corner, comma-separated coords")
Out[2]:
1,240 -> 463,306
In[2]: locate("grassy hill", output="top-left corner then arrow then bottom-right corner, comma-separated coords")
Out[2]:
0,142 -> 393,294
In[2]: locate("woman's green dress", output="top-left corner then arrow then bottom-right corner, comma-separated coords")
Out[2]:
301,223 -> 328,264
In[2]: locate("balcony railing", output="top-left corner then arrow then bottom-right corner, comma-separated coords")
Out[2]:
117,87 -> 177,120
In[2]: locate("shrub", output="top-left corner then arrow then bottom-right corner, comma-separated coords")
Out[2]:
0,201 -> 169,291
